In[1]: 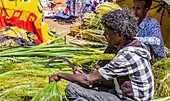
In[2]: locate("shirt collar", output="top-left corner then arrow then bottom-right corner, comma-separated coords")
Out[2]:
138,16 -> 150,29
123,38 -> 142,48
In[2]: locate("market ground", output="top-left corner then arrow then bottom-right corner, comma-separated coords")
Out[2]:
45,18 -> 104,45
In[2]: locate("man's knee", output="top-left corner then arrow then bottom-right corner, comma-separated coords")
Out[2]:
65,83 -> 78,96
65,83 -> 81,100
65,83 -> 78,91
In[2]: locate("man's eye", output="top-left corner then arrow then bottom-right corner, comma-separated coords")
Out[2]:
136,7 -> 141,10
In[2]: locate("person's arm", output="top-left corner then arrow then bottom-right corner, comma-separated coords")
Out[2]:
136,19 -> 162,46
49,70 -> 105,86
136,37 -> 160,45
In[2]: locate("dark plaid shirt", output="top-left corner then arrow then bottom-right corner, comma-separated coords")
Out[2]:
98,42 -> 154,101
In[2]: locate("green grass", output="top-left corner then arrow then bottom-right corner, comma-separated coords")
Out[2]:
0,39 -> 169,100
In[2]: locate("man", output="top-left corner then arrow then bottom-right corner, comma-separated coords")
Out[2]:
49,9 -> 154,101
132,0 -> 166,61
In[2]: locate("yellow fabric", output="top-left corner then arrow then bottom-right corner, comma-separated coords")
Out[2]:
0,26 -> 29,41
0,0 -> 56,44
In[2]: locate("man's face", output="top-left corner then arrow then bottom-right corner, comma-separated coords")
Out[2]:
103,28 -> 120,46
132,1 -> 148,22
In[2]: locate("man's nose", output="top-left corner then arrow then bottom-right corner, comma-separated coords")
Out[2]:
132,8 -> 137,14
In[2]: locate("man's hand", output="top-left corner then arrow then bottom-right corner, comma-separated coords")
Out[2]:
74,68 -> 86,74
49,74 -> 61,83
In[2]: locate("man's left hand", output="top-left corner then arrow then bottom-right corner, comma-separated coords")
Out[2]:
49,74 -> 61,83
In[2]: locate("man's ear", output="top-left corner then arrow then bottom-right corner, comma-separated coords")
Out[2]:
145,8 -> 149,13
116,33 -> 123,38
118,33 -> 121,37
119,33 -> 122,37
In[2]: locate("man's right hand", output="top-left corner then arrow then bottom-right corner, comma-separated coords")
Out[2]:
74,68 -> 86,74
49,74 -> 61,83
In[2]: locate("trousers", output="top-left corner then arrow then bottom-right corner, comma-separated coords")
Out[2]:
65,83 -> 121,101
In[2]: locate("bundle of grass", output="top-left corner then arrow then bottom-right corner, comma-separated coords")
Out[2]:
152,58 -> 170,99
0,66 -> 69,101
31,81 -> 63,101
151,96 -> 170,101
164,46 -> 170,57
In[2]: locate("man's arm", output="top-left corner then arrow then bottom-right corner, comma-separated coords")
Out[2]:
136,37 -> 160,45
49,70 -> 105,86
136,18 -> 162,46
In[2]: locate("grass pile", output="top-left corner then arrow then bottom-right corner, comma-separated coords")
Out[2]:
31,81 -> 63,101
69,2 -> 122,44
0,38 -> 115,72
0,38 -> 169,100
0,65 -> 71,101
152,57 -> 170,99
0,38 -> 115,100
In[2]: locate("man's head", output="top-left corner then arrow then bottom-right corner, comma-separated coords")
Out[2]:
132,0 -> 152,25
101,8 -> 139,46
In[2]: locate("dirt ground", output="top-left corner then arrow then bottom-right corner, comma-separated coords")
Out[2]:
45,18 -> 104,45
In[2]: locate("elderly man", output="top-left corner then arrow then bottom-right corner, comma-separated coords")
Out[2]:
49,8 -> 154,101
132,0 -> 166,62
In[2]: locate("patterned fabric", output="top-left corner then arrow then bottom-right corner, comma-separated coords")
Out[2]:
136,16 -> 166,60
0,36 -> 37,47
70,0 -> 86,16
98,42 -> 154,101
0,0 -> 56,44
90,0 -> 107,13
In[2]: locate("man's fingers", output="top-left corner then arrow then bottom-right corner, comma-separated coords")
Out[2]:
49,74 -> 60,84
74,68 -> 86,74
49,77 -> 51,84
53,71 -> 56,74
49,77 -> 55,84
77,69 -> 85,74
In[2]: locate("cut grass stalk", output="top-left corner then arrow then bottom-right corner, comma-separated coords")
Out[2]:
31,81 -> 63,101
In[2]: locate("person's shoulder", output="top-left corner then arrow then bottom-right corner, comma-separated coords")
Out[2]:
147,16 -> 160,25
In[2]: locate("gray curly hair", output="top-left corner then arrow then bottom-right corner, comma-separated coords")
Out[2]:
101,7 -> 139,39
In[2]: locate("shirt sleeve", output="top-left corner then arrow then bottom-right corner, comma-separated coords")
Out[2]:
137,18 -> 162,46
136,37 -> 160,45
98,52 -> 144,80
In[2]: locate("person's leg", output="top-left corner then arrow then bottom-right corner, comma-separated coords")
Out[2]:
65,83 -> 121,101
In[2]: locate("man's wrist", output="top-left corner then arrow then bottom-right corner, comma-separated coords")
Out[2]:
56,73 -> 61,80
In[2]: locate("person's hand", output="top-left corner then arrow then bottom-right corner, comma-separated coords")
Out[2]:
74,68 -> 86,74
49,74 -> 61,83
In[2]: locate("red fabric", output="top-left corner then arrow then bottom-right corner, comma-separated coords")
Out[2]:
65,7 -> 70,16
0,7 -> 44,44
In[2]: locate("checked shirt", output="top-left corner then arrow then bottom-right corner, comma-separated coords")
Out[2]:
98,43 -> 154,101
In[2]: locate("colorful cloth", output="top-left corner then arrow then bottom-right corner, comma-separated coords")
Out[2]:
90,0 -> 108,13
0,0 -> 55,44
70,0 -> 86,16
98,39 -> 154,101
0,26 -> 29,41
136,16 -> 166,60
0,36 -> 37,46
